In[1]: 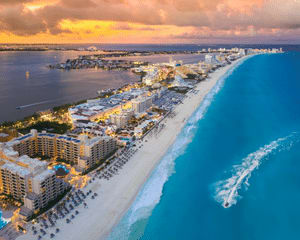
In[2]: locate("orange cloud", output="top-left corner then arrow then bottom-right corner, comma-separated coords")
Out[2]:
0,0 -> 300,43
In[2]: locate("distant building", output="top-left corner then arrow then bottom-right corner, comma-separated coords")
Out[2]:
142,67 -> 160,86
205,54 -> 219,64
110,109 -> 134,128
132,96 -> 153,114
171,75 -> 192,88
198,62 -> 212,74
205,54 -> 212,64
239,49 -> 246,56
87,46 -> 97,51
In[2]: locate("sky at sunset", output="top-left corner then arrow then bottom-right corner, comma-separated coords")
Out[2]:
0,0 -> 299,44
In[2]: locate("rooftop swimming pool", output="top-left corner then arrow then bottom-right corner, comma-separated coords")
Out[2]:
53,164 -> 70,173
120,137 -> 131,142
0,211 -> 8,230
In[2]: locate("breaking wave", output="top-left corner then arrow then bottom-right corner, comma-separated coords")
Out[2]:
214,133 -> 298,208
107,57 -> 252,240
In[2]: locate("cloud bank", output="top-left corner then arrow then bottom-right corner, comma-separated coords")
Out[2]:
0,0 -> 299,42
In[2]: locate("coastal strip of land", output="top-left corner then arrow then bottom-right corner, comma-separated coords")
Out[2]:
17,55 -> 252,240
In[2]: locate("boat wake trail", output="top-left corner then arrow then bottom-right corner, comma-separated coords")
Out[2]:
17,100 -> 58,109
214,133 -> 298,209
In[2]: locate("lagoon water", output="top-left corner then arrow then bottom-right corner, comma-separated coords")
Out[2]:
109,52 -> 300,240
0,51 -> 140,123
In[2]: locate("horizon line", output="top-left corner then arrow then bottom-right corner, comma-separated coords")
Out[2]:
0,43 -> 298,45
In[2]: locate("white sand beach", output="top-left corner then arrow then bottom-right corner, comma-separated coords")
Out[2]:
17,55 -> 251,240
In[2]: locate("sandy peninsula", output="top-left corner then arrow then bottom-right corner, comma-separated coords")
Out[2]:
17,55 -> 252,240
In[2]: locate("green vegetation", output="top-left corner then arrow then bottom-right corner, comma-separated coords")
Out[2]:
0,121 -> 15,128
18,121 -> 72,135
139,72 -> 147,81
0,113 -> 40,129
168,87 -> 189,94
151,107 -> 167,114
26,187 -> 72,222
0,129 -> 18,142
23,113 -> 39,122
17,225 -> 25,232
98,92 -> 114,99
0,99 -> 85,133
142,121 -> 155,135
53,104 -> 73,113
53,99 -> 86,113
31,154 -> 51,161
0,193 -> 24,208
186,73 -> 197,79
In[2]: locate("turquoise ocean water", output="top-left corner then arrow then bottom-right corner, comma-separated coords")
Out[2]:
108,52 -> 300,240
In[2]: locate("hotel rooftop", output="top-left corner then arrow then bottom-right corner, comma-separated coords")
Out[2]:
69,88 -> 148,122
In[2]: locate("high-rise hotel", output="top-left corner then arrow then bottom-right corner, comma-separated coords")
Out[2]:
10,129 -> 117,169
0,143 -> 67,219
0,129 -> 117,218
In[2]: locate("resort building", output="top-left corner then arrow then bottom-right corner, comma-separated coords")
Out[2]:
110,109 -> 134,128
12,134 -> 36,157
132,96 -> 153,114
36,133 -> 56,158
56,136 -> 81,165
6,129 -> 117,171
68,88 -> 148,125
0,144 -> 68,218
0,127 -> 118,217
205,54 -> 220,65
77,135 -> 117,171
134,120 -> 154,138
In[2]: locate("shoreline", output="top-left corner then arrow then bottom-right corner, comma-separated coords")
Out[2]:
17,55 -> 254,240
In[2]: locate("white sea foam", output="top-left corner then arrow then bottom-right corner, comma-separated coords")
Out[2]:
108,57 -> 250,240
214,133 -> 298,208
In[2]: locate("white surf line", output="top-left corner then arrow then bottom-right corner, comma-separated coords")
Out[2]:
215,134 -> 296,209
